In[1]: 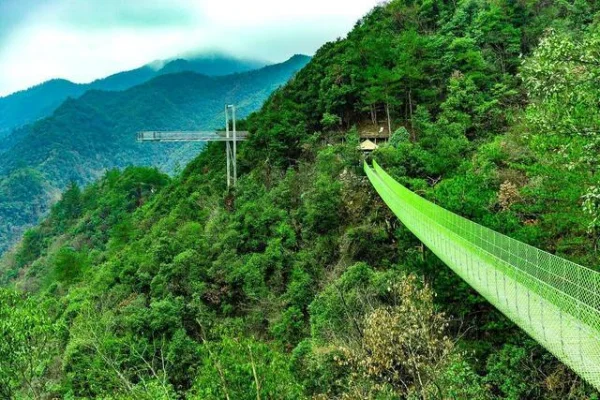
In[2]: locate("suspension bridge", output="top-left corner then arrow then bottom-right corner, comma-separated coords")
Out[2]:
365,160 -> 600,391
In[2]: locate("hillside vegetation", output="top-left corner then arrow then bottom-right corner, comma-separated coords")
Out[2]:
0,55 -> 310,255
2,0 -> 600,399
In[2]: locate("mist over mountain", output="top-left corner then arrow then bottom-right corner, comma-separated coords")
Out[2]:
0,53 -> 268,139
0,54 -> 310,255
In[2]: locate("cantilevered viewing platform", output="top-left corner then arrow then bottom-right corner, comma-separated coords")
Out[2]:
137,105 -> 245,187
136,131 -> 249,142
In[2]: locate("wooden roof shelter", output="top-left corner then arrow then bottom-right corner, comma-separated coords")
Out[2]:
360,139 -> 378,152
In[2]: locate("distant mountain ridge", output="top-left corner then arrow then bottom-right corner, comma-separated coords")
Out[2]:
0,54 -> 311,255
0,53 -> 267,138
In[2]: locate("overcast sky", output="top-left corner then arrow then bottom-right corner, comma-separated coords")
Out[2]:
0,0 -> 380,97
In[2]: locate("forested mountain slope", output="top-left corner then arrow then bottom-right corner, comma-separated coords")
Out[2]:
0,55 -> 309,255
0,53 -> 266,138
2,0 -> 600,399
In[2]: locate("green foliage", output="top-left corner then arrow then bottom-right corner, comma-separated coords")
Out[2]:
485,344 -> 531,399
302,175 -> 343,234
53,247 -> 87,284
321,112 -> 342,130
2,0 -> 600,398
271,306 -> 306,348
0,290 -> 60,399
190,337 -> 304,399
389,126 -> 410,147
310,262 -> 378,343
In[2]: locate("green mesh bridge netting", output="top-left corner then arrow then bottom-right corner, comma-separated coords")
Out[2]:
364,160 -> 600,390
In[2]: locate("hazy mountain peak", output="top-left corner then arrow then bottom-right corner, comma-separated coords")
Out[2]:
157,54 -> 267,76
0,53 -> 290,135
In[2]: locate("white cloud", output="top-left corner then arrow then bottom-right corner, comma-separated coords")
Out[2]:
0,0 -> 379,97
